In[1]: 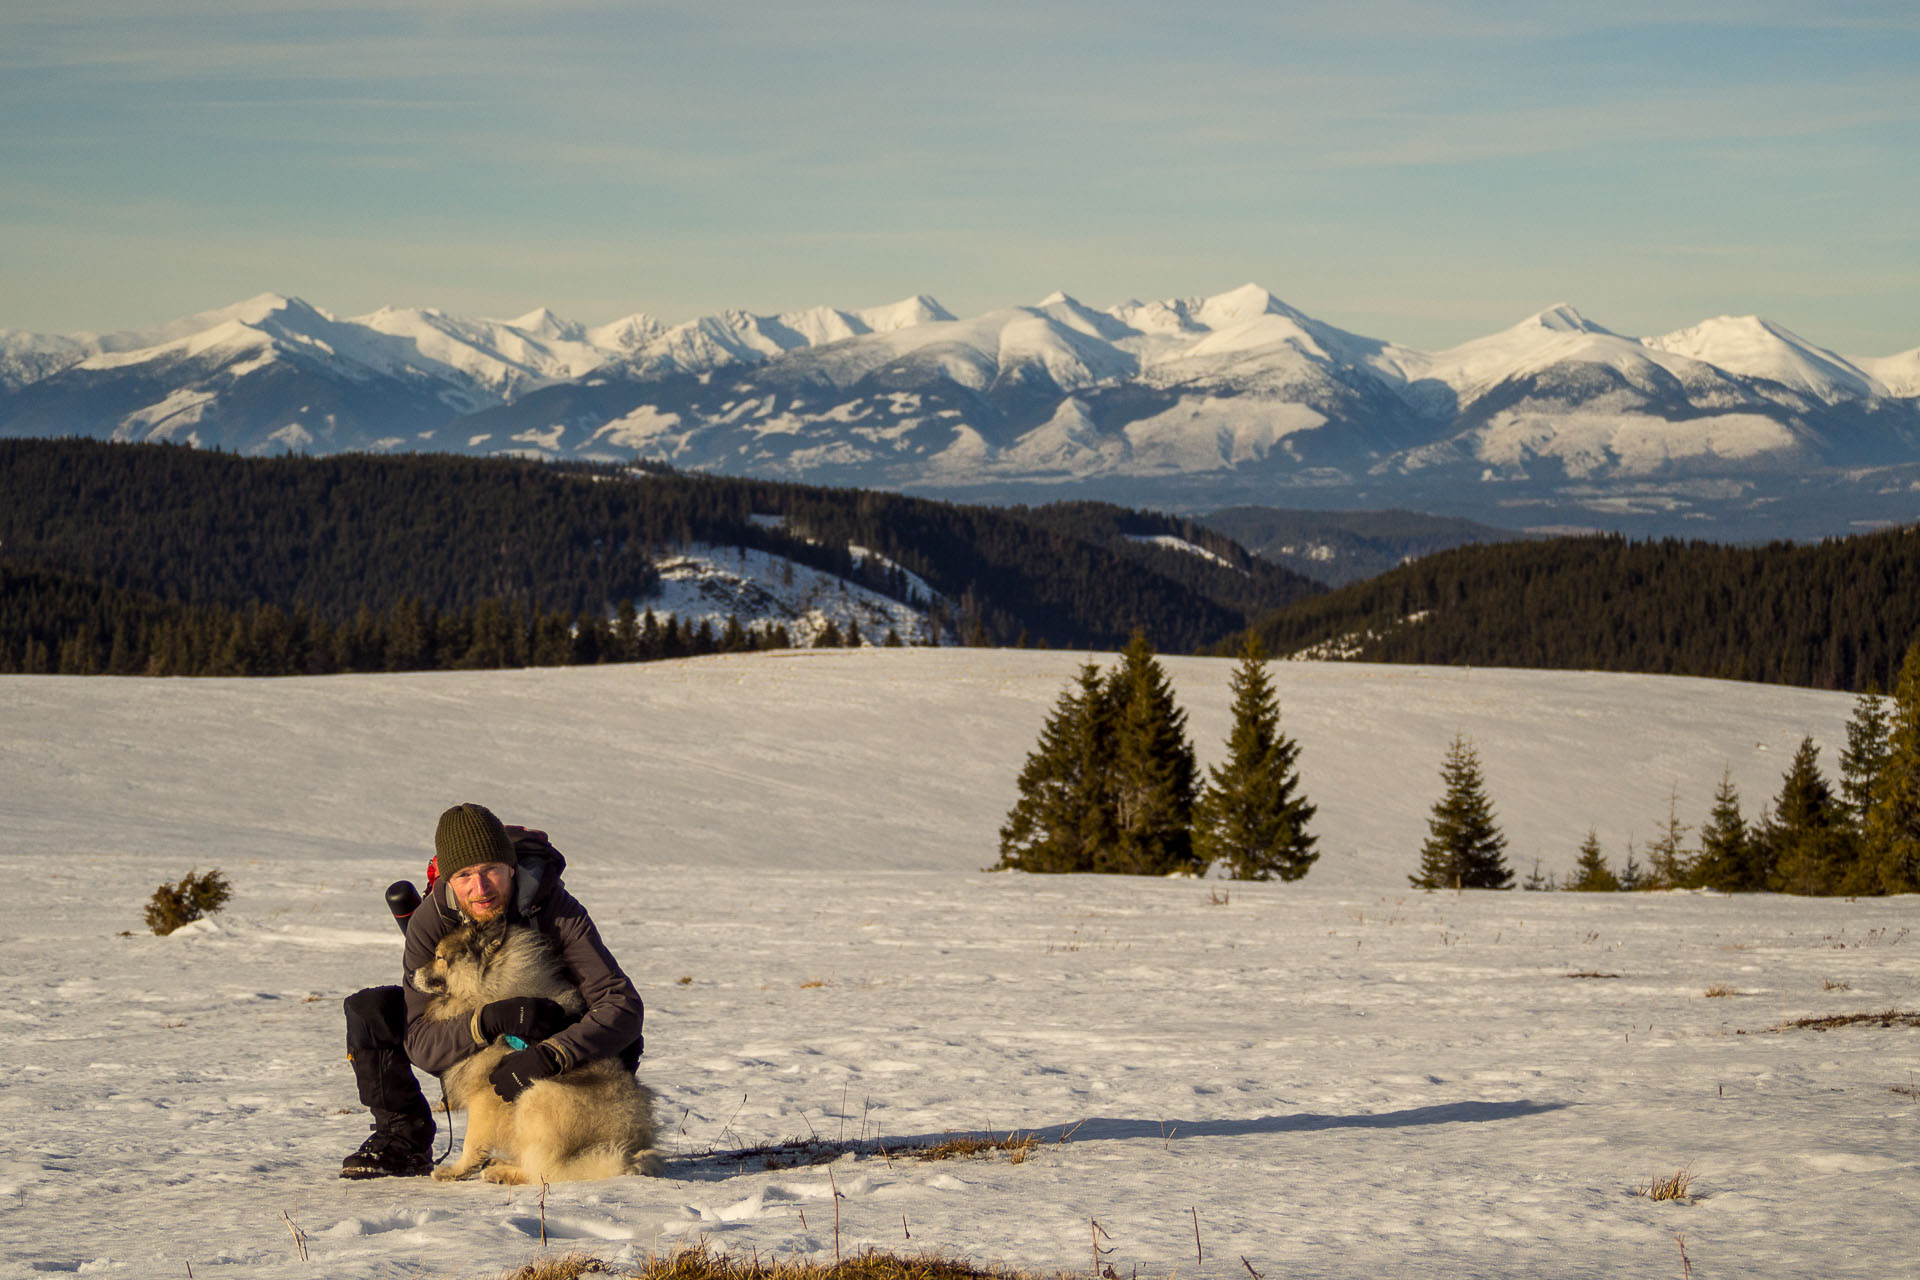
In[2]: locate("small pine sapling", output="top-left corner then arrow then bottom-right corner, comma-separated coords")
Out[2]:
1645,789 -> 1695,890
1568,829 -> 1620,892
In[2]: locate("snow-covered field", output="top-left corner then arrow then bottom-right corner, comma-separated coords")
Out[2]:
3,650 -> 1915,1279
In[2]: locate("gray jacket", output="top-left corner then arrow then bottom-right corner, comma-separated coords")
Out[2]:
400,827 -> 643,1076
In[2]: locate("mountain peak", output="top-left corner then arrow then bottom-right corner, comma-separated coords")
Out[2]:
1646,314 -> 1874,401
506,306 -> 578,339
1196,283 -> 1281,327
1526,303 -> 1603,334
857,294 -> 953,331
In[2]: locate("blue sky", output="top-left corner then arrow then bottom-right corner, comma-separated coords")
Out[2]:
2,0 -> 1915,353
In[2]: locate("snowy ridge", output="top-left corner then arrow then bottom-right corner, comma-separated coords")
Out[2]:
4,287 -> 1919,535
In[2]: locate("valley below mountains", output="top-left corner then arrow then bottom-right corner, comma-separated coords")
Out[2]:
6,286 -> 1919,539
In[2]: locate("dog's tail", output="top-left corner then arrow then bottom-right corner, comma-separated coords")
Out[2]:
533,1143 -> 649,1182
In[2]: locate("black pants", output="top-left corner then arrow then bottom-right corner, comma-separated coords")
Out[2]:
343,985 -> 434,1142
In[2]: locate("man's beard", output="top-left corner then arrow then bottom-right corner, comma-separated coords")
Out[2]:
461,895 -> 509,924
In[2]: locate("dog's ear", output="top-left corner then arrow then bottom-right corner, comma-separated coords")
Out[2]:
456,930 -> 484,967
470,925 -> 508,967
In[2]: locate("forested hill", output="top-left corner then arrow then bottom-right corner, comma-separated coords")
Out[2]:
1196,506 -> 1526,587
0,440 -> 1320,673
1246,531 -> 1920,692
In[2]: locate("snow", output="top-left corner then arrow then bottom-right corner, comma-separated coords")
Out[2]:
1469,410 -> 1804,478
1123,535 -> 1238,571
1381,308 -> 1697,406
1645,317 -> 1881,404
591,405 -> 690,453
112,387 -> 218,442
646,546 -> 932,646
1121,398 -> 1325,473
1854,348 -> 1920,399
5,653 -> 1914,1280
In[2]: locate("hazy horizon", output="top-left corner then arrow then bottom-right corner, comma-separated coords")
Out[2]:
3,2 -> 1916,353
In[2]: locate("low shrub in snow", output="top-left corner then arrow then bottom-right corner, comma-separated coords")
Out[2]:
144,868 -> 232,935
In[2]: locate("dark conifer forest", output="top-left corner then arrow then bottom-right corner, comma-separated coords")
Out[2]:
1246,530 -> 1920,693
0,439 -> 1319,675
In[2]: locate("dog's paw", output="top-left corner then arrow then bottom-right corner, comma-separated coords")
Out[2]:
481,1163 -> 534,1185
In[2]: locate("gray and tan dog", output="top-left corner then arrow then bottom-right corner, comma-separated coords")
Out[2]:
410,923 -> 662,1183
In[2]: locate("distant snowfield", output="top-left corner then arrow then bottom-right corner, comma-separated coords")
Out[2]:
3,651 -> 1915,1280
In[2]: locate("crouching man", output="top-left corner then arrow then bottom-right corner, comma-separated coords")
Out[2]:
339,802 -> 644,1178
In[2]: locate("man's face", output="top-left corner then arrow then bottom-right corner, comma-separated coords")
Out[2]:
448,861 -> 514,922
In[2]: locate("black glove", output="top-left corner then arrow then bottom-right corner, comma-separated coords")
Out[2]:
490,1043 -> 561,1102
477,997 -> 569,1044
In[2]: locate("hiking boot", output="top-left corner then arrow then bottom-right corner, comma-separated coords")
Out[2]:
339,1128 -> 433,1179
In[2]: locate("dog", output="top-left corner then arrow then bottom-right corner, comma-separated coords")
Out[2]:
408,923 -> 662,1183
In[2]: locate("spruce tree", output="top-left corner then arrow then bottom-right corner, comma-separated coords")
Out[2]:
1644,790 -> 1695,890
1099,631 -> 1200,876
612,599 -> 640,662
1410,735 -> 1512,889
1192,632 -> 1318,881
1692,769 -> 1752,891
1568,829 -> 1619,891
995,662 -> 1116,873
1617,839 -> 1644,891
1862,640 -> 1920,893
1838,685 -> 1890,831
1765,737 -> 1845,895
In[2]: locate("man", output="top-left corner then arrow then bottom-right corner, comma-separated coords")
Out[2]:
339,802 -> 645,1178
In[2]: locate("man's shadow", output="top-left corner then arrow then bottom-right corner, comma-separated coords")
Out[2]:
672,1099 -> 1570,1181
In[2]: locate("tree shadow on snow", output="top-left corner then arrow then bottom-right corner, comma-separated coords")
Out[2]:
669,1099 -> 1569,1182
1008,1099 -> 1572,1144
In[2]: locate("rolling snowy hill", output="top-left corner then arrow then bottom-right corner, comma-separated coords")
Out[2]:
3,288 -> 1918,536
3,652 -> 1914,1280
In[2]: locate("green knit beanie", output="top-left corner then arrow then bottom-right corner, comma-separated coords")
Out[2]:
434,802 -> 517,879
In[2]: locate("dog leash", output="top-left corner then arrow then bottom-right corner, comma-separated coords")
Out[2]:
434,1036 -> 526,1166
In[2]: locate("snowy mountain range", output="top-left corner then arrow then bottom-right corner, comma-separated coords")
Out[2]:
6,287 -> 1919,537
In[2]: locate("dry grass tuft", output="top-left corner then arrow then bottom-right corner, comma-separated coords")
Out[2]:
1773,1010 -> 1920,1032
488,1242 -> 1071,1280
1638,1168 -> 1694,1203
498,1253 -> 625,1280
799,978 -> 828,989
1823,979 -> 1851,991
1702,984 -> 1737,998
908,1132 -> 1040,1164
1565,971 -> 1620,979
